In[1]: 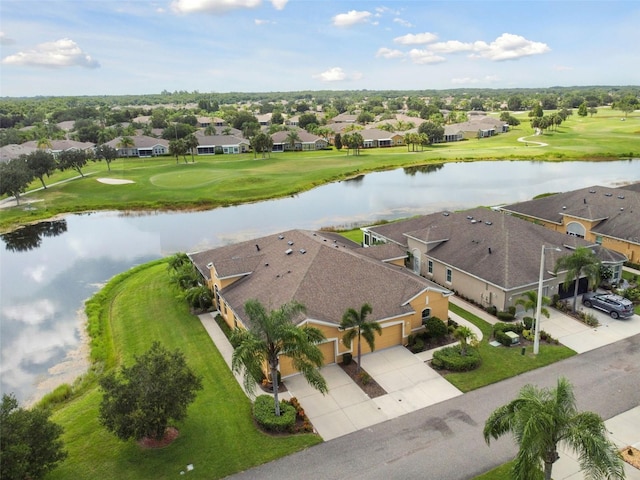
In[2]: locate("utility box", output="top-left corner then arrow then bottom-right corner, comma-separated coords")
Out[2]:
506,331 -> 520,345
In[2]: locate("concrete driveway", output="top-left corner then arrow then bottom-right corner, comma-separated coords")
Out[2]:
284,346 -> 462,441
539,304 -> 640,354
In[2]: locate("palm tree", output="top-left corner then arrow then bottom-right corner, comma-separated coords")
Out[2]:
117,136 -> 135,157
37,137 -> 53,150
453,325 -> 477,356
231,300 -> 327,416
184,133 -> 199,163
484,377 -> 625,480
515,290 -> 550,320
285,130 -> 301,151
554,247 -> 601,312
340,303 -> 381,374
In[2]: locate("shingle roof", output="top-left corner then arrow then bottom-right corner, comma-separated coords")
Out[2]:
196,135 -> 249,146
105,136 -> 168,149
271,130 -> 323,144
502,185 -> 640,246
189,230 -> 449,327
368,207 -> 626,291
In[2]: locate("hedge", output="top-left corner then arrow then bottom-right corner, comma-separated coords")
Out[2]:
431,345 -> 481,371
253,395 -> 296,432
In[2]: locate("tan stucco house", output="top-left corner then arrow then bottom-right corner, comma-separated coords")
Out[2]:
501,184 -> 640,264
189,230 -> 452,377
362,207 -> 627,311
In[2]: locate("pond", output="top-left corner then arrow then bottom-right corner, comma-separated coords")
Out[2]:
1,159 -> 638,403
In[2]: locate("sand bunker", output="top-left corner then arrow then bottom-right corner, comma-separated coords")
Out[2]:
97,178 -> 135,185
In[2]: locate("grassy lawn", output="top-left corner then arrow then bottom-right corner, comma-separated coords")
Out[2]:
445,304 -> 576,392
1,108 -> 638,232
474,460 -> 517,479
48,261 -> 320,480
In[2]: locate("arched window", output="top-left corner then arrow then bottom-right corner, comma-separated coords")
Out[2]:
566,222 -> 586,238
421,308 -> 431,324
412,248 -> 421,274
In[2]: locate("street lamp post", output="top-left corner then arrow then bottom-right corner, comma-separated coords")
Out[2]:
534,245 -> 561,355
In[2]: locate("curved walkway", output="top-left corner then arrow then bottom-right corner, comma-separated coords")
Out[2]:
517,134 -> 548,147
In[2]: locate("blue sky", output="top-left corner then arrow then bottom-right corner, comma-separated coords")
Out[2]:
1,0 -> 639,97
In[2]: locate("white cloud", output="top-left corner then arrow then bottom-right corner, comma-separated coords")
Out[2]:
2,38 -> 99,69
394,32 -> 438,45
428,40 -> 474,53
270,0 -> 288,10
255,18 -> 271,25
408,48 -> 446,64
171,0 -> 261,14
393,18 -> 413,28
376,47 -> 404,59
2,299 -> 56,326
332,10 -> 372,27
554,64 -> 573,71
484,75 -> 500,82
0,32 -> 16,45
471,33 -> 550,61
314,67 -> 346,81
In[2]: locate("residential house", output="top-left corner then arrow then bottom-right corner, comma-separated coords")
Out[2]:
332,112 -> 358,123
501,184 -> 640,264
21,139 -> 95,158
443,125 -> 464,142
360,128 -> 404,148
285,115 -> 299,127
256,113 -> 272,126
0,143 -> 37,163
195,135 -> 250,155
271,130 -> 328,152
362,207 -> 627,311
105,135 -> 169,157
450,117 -> 509,139
189,229 -> 452,376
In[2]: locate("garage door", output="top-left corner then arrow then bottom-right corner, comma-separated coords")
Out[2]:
279,339 -> 337,377
374,323 -> 403,351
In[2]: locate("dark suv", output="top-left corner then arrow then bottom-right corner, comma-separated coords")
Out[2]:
581,292 -> 635,319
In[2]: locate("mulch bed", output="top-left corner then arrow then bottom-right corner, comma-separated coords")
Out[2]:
137,427 -> 179,449
259,381 -> 287,393
622,446 -> 640,470
339,361 -> 387,398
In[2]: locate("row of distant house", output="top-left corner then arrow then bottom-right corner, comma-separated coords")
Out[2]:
1,113 -> 509,162
188,182 -> 638,378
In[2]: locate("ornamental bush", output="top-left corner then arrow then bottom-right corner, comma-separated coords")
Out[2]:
424,316 -> 448,340
253,395 -> 296,433
431,345 -> 481,371
496,311 -> 516,321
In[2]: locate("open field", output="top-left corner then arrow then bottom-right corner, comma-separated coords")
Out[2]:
48,261 -> 320,480
1,108 -> 638,232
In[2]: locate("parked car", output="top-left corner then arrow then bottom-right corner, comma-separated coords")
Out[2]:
581,292 -> 634,319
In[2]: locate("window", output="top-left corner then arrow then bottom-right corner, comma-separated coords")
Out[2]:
428,260 -> 433,274
595,235 -> 603,245
363,232 -> 371,246
421,308 -> 431,323
446,268 -> 452,283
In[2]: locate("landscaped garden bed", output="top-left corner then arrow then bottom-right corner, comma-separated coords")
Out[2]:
339,361 -> 386,398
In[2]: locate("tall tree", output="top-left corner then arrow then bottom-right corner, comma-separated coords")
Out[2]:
169,138 -> 187,164
484,377 -> 625,480
340,303 -> 381,373
99,342 -> 203,442
347,132 -> 364,156
1,393 -> 68,480
554,247 -> 601,312
184,133 -> 199,163
334,132 -> 342,150
418,121 -> 444,144
25,150 -> 56,188
515,290 -> 550,319
231,300 -> 327,416
285,130 -> 301,151
251,132 -> 273,159
94,144 -> 118,171
57,149 -> 91,177
0,157 -> 34,205
577,102 -> 589,117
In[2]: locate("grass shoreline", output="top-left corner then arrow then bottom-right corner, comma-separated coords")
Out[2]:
2,110 -> 639,232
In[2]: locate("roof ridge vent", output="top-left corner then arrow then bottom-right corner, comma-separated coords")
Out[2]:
618,195 -> 625,199
299,248 -> 306,254
485,221 -> 492,225
605,193 -> 612,197
278,234 -> 284,240
288,240 -> 294,245
285,248 -> 293,255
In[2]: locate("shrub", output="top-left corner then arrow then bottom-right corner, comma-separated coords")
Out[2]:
447,318 -> 459,329
424,316 -> 448,340
253,395 -> 296,433
496,311 -> 516,321
432,345 -> 481,371
409,337 -> 425,353
522,316 -> 534,329
493,322 -> 524,335
495,330 -> 515,347
508,306 -> 516,316
485,305 -> 498,316
358,371 -> 372,385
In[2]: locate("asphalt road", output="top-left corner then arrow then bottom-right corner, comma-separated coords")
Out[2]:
228,334 -> 640,480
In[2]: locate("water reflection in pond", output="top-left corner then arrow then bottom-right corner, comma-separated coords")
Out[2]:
0,159 -> 638,403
